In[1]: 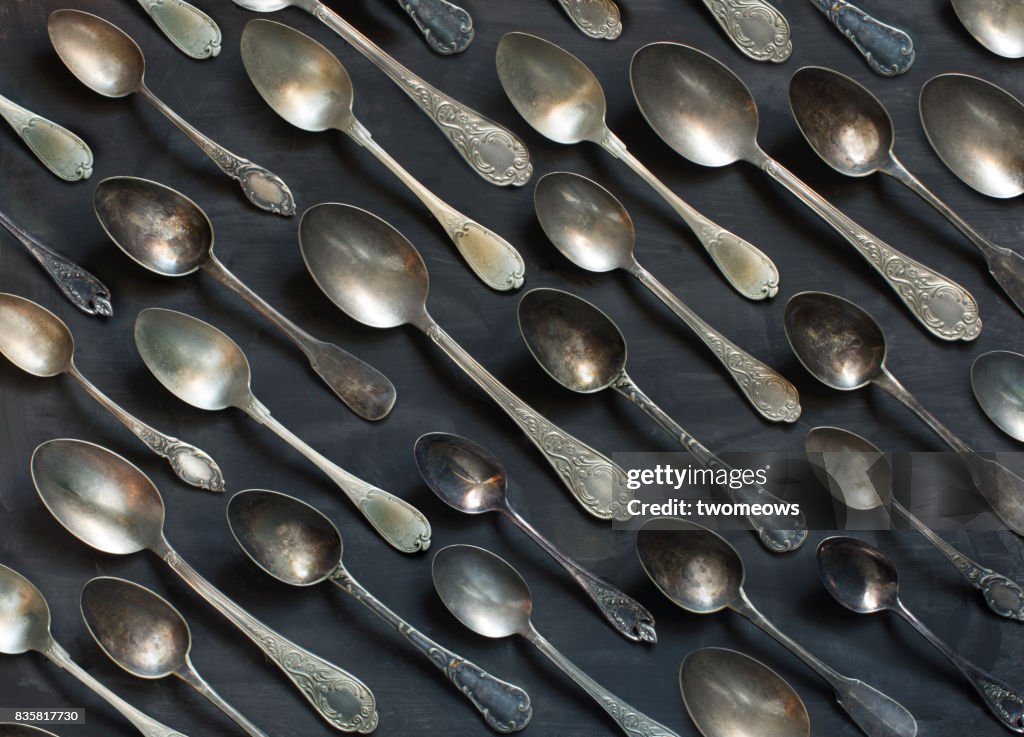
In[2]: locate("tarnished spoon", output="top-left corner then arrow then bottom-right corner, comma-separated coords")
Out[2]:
132,0 -> 222,59
973,351 -> 1024,443
552,0 -> 621,40
699,0 -> 792,62
0,93 -> 92,180
806,1 -> 914,75
951,0 -> 1024,58
395,0 -> 474,54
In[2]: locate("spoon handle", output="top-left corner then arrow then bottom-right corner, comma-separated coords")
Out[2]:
0,94 -> 93,181
630,264 -> 801,423
134,0 -> 222,59
136,86 -> 295,216
344,121 -> 525,291
553,0 -> 622,40
156,541 -> 379,733
808,0 -> 914,76
176,666 -> 270,737
755,152 -> 981,341
700,0 -> 792,62
330,569 -> 533,732
394,0 -> 474,54
302,0 -> 531,187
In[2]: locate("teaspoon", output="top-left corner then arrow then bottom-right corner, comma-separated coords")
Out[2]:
395,0 -> 474,54
630,42 -> 980,342
698,0 -> 792,63
132,0 -> 222,59
972,351 -> 1024,443
496,32 -> 779,302
47,10 -> 294,216
0,93 -> 92,181
552,0 -> 621,40
951,0 -> 1024,58
807,1 -> 914,76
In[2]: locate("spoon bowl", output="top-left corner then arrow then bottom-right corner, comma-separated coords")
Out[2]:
413,433 -> 507,514
48,10 -> 144,98
817,536 -> 898,614
0,294 -> 74,377
432,544 -> 533,639
0,565 -> 52,655
805,426 -> 891,510
972,351 -> 1024,443
951,0 -> 1024,58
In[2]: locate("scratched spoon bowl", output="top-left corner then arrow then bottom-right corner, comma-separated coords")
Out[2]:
951,0 -> 1024,57
972,351 -> 1024,442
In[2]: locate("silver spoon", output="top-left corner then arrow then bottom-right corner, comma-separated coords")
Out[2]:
395,0 -> 474,54
636,518 -> 918,737
806,425 -> 1024,621
432,544 -> 682,737
132,0 -> 222,59
31,438 -> 378,733
413,431 -> 657,642
806,1 -> 914,76
299,203 -> 631,521
0,293 -> 222,491
227,489 -> 532,733
228,0 -> 530,187
48,10 -> 294,216
951,0 -> 1024,58
93,176 -> 396,422
552,0 -> 621,40
0,564 -> 190,737
133,307 -> 431,554
0,93 -> 92,181
80,577 -> 269,737
240,20 -> 524,292
973,351 -> 1024,443
534,173 -> 800,423
699,0 -> 792,62
630,42 -> 981,343
818,536 -> 1024,732
790,66 -> 1024,316
496,32 -> 779,302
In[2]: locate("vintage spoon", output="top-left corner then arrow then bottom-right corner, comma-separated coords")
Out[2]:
228,0 -> 530,187
552,0 -> 621,40
517,287 -> 805,551
973,351 -> 1024,443
698,0 -> 792,62
227,489 -> 532,732
818,537 -> 1024,732
496,32 -> 779,301
394,0 -> 474,54
134,307 -> 430,553
299,203 -> 630,521
240,20 -> 524,292
680,647 -> 810,737
806,425 -> 1024,621
0,565 -> 190,737
636,518 -> 917,737
785,291 -> 1024,536
413,432 -> 657,641
630,43 -> 980,342
80,577 -> 268,737
534,173 -> 800,423
790,66 -> 1024,315
48,10 -> 294,216
0,293 -> 221,491
31,438 -> 378,733
951,0 -> 1024,57
432,544 -> 682,737
94,176 -> 395,421
0,93 -> 92,181
133,0 -> 222,59
806,1 -> 914,75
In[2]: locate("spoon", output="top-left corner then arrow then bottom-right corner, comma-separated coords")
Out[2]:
432,544 -> 682,737
698,0 -> 792,63
93,176 -> 395,421
134,307 -> 431,553
31,438 -> 378,733
806,425 -> 1024,621
951,0 -> 1024,57
0,93 -> 92,181
299,203 -> 631,521
552,0 -> 621,40
0,563 -> 190,737
496,32 -> 779,302
240,20 -> 524,292
806,1 -> 915,76
785,291 -> 1024,537
228,0 -> 530,187
818,537 -> 1024,732
534,173 -> 800,424
0,293 -> 221,491
0,726 -> 63,737
680,647 -> 810,737
47,10 -> 294,216
920,74 -> 1024,200
413,432 -> 657,641
973,351 -> 1024,443
636,518 -> 918,737
790,66 -> 1024,316
80,577 -> 268,737
630,43 -> 981,342
133,0 -> 222,59
395,0 -> 474,54
227,489 -> 532,733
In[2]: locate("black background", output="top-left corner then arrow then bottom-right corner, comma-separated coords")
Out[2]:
2,1 -> 1024,736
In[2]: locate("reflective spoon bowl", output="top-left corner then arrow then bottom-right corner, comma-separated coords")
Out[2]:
951,0 -> 1024,58
972,351 -> 1024,443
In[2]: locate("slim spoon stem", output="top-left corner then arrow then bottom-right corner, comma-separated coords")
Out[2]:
176,665 -> 270,737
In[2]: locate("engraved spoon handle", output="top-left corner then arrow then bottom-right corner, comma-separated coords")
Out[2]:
700,0 -> 792,62
553,0 -> 622,40
393,0 -> 474,54
134,0 -> 222,59
176,666 -> 270,737
808,0 -> 915,76
0,93 -> 93,181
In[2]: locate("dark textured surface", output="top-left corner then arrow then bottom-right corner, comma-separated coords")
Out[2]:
1,1 -> 1024,736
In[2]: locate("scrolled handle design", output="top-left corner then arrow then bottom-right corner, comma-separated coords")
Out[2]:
810,0 -> 914,76
702,0 -> 792,62
0,94 -> 94,181
554,0 -> 622,39
576,574 -> 657,643
130,422 -> 226,492
394,0 -> 474,54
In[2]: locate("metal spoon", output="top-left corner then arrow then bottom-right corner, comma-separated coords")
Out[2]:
680,647 -> 810,737
0,293 -> 221,491
228,0 -> 530,187
432,544 -> 682,737
552,0 -> 621,40
790,66 -> 1024,316
31,438 -> 378,733
973,351 -> 1024,443
413,431 -> 657,641
80,577 -> 268,737
133,307 -> 431,554
47,10 -> 294,216
784,291 -> 1024,537
227,489 -> 532,733
698,0 -> 792,62
93,176 -> 395,421
0,93 -> 92,180
817,536 -> 1024,732
132,0 -> 222,59
951,0 -> 1024,58
299,203 -> 631,521
533,173 -> 800,423
394,0 -> 474,54
806,1 -> 914,76
636,518 -> 917,737
240,20 -> 524,292
0,563 -> 190,737
806,425 -> 1024,621
630,43 -> 980,343
496,32 -> 779,302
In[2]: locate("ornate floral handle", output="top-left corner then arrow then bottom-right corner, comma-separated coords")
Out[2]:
394,0 -> 474,54
554,0 -> 622,40
701,0 -> 792,62
0,93 -> 93,181
809,0 -> 914,76
136,0 -> 222,59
